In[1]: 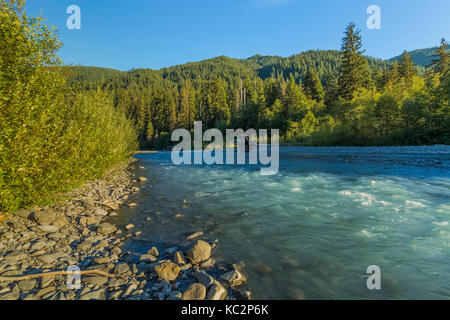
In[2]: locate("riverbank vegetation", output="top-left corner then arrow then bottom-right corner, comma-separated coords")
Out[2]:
0,0 -> 138,213
69,26 -> 448,149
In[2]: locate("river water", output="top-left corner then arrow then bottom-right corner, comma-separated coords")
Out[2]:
117,146 -> 450,299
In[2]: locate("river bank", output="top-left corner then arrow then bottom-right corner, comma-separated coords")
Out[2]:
0,159 -> 250,300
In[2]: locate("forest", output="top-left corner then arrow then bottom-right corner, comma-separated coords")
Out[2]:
68,24 -> 449,149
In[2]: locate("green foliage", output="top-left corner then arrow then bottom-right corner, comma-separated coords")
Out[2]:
60,22 -> 448,150
0,1 -> 137,213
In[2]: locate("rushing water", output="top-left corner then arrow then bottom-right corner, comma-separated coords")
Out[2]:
116,146 -> 450,300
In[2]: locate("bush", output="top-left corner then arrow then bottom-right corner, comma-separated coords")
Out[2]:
0,0 -> 137,213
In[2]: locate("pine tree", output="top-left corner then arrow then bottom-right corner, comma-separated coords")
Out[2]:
430,38 -> 449,79
338,23 -> 371,100
398,51 -> 417,81
304,68 -> 324,102
323,72 -> 339,107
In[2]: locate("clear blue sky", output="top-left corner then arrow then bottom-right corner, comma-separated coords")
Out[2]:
25,0 -> 450,71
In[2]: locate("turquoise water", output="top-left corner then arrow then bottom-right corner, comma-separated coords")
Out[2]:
123,146 -> 450,299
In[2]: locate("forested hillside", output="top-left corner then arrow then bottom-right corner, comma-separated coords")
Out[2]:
64,30 -> 449,150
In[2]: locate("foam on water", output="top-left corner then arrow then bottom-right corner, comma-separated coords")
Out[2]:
124,146 -> 450,299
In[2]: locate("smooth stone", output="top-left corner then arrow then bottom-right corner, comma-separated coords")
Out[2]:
186,240 -> 211,263
182,283 -> 207,300
154,261 -> 180,281
125,224 -> 135,231
34,210 -> 55,226
147,247 -> 159,257
200,258 -> 215,269
138,177 -> 148,182
206,282 -> 228,300
37,225 -> 59,233
79,288 -> 106,300
140,254 -> 157,263
83,276 -> 108,286
186,231 -> 204,240
18,279 -> 37,291
194,270 -> 216,288
15,208 -> 34,220
114,263 -> 131,276
98,223 -> 117,235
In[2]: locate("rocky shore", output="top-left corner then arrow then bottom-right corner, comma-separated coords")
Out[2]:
0,159 -> 250,300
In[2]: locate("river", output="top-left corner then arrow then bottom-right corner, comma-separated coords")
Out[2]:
114,146 -> 450,299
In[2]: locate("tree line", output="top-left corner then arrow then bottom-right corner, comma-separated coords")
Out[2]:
87,23 -> 448,149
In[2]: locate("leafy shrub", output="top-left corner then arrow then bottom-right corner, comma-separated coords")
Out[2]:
0,0 -> 137,213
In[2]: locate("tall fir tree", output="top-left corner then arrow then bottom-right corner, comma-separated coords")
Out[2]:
430,38 -> 449,80
338,23 -> 371,100
304,68 -> 324,102
398,51 -> 417,81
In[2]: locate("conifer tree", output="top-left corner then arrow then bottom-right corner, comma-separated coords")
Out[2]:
304,68 -> 324,102
430,38 -> 449,79
338,23 -> 371,100
398,51 -> 417,81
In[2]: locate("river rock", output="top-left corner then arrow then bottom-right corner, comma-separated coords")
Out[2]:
182,283 -> 207,300
79,288 -> 106,300
138,177 -> 148,182
18,279 -> 37,291
98,223 -> 117,235
206,282 -> 228,300
220,270 -> 246,287
37,225 -> 59,233
186,231 -> 204,240
194,270 -> 216,288
34,210 -> 55,226
147,247 -> 159,257
174,251 -> 186,265
125,224 -> 135,230
186,240 -> 211,263
140,254 -> 157,263
200,258 -> 215,269
83,276 -> 108,286
15,208 -> 34,220
114,263 -> 131,276
154,261 -> 180,281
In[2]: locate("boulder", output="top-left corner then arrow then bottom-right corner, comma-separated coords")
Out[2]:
220,270 -> 246,287
186,240 -> 211,263
98,223 -> 117,235
154,261 -> 180,281
206,282 -> 228,300
34,210 -> 55,226
182,283 -> 207,300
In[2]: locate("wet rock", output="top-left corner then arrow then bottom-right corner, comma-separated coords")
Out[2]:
186,231 -> 204,240
125,224 -> 135,231
98,223 -> 117,235
140,254 -> 157,263
200,258 -> 215,269
220,270 -> 246,287
138,177 -> 148,182
186,240 -> 211,263
147,247 -> 159,257
194,270 -> 215,288
154,261 -> 180,281
182,283 -> 206,300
